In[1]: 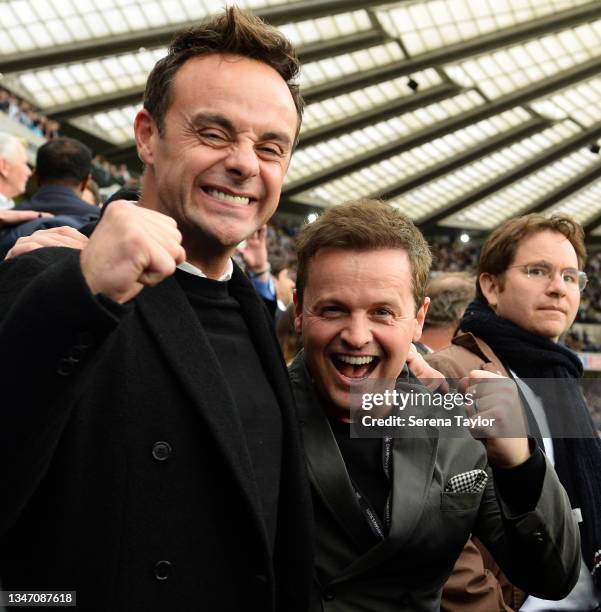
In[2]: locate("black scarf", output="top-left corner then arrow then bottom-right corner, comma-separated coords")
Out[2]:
461,299 -> 601,589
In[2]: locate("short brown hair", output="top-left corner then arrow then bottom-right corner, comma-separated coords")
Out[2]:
144,7 -> 303,141
476,213 -> 587,300
296,199 -> 432,312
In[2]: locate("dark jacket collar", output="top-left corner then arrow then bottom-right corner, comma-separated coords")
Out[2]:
17,184 -> 100,218
289,351 -> 439,581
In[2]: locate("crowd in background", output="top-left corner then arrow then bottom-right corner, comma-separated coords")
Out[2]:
0,87 -> 60,140
1,85 -> 140,197
91,155 -> 138,189
2,76 -> 601,346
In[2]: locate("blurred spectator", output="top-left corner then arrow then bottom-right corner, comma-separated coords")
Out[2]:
45,120 -> 60,140
91,155 -> 140,191
6,92 -> 20,121
577,250 -> 601,323
91,155 -> 112,187
0,90 -> 9,113
270,251 -> 296,312
1,137 -> 99,259
14,137 -> 98,218
81,178 -> 101,207
276,303 -> 302,365
0,133 -> 32,209
417,272 -> 475,353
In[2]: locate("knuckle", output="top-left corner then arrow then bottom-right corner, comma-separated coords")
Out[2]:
124,230 -> 147,251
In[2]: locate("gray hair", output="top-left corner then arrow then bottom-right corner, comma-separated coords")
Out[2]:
0,133 -> 25,162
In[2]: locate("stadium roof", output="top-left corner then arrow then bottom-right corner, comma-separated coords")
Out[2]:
2,0 -> 601,237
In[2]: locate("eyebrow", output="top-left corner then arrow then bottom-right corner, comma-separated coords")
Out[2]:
520,260 -> 578,271
191,112 -> 292,149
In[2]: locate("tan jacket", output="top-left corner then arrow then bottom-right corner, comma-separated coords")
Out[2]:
428,332 -> 526,612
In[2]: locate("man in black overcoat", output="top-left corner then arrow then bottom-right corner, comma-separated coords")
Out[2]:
0,8 -> 312,611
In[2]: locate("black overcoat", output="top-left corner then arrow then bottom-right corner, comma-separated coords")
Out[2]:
0,247 -> 313,612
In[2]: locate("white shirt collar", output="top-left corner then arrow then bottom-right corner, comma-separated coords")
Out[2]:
0,192 -> 15,210
177,258 -> 233,282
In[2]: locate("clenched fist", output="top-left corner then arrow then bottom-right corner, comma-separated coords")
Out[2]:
80,200 -> 186,304
459,370 -> 530,468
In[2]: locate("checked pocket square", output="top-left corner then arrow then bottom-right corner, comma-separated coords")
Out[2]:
444,469 -> 488,494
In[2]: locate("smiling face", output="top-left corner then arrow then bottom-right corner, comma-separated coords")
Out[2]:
135,53 -> 298,269
295,248 -> 428,420
480,230 -> 581,341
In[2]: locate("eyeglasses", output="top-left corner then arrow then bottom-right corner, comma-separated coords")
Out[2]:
509,263 -> 588,292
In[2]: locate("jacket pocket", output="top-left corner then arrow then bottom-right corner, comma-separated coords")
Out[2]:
440,490 -> 482,512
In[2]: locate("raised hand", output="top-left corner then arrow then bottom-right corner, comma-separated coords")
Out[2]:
237,224 -> 269,275
459,370 -> 530,468
79,200 -> 185,304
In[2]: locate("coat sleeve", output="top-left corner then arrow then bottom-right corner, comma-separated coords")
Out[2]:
426,348 -> 474,382
441,538 -> 513,612
474,453 -> 581,600
0,247 -> 128,533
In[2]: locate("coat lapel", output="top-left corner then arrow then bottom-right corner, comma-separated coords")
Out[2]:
453,332 -> 508,376
290,354 -> 443,578
289,354 -> 377,554
228,265 -> 296,428
135,275 -> 264,527
334,434 -> 439,582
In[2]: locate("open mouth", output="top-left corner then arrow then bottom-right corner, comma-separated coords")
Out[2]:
202,186 -> 252,206
331,354 -> 380,379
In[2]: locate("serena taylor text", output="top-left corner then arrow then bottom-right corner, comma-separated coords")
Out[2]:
360,414 -> 495,428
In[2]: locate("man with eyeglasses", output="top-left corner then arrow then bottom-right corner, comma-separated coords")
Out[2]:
428,214 -> 601,611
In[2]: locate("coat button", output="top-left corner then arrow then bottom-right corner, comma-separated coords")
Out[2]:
532,530 -> 544,544
152,441 -> 172,461
322,588 -> 335,601
154,560 -> 172,580
56,357 -> 76,376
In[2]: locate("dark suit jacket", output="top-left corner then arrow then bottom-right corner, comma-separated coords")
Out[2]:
289,353 -> 580,612
15,184 -> 101,218
0,248 -> 313,612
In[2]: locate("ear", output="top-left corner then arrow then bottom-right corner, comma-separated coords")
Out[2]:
293,290 -> 302,336
134,108 -> 159,166
0,156 -> 8,179
412,297 -> 430,342
479,273 -> 500,310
